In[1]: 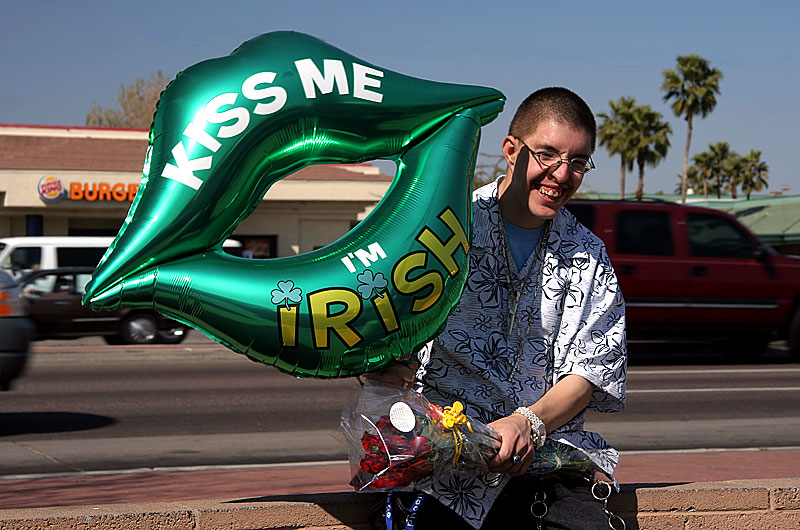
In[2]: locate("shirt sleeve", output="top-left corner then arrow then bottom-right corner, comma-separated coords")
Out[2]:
555,248 -> 627,413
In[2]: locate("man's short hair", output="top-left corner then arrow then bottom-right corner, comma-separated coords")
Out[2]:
508,87 -> 597,152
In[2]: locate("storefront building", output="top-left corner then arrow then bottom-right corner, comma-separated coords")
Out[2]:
0,124 -> 392,258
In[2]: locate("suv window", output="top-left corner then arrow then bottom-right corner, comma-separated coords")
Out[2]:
3,247 -> 42,270
566,204 -> 595,231
76,273 -> 93,294
57,247 -> 107,267
23,273 -> 56,295
615,210 -> 673,255
687,212 -> 756,258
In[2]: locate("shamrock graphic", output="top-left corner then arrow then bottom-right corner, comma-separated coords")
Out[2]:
271,280 -> 302,309
356,269 -> 388,300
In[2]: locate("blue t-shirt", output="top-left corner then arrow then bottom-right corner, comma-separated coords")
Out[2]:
502,219 -> 544,271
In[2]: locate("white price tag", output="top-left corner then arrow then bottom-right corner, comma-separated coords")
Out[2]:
389,401 -> 415,432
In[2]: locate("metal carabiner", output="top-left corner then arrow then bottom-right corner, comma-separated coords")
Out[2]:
591,480 -> 626,530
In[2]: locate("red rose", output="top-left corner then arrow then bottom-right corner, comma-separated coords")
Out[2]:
360,451 -> 389,474
384,434 -> 412,453
369,476 -> 391,489
361,433 -> 384,452
371,469 -> 408,489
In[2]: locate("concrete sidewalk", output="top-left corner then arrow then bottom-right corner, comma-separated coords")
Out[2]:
1,431 -> 349,476
2,447 -> 799,510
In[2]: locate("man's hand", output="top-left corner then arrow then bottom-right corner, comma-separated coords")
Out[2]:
361,361 -> 419,388
487,413 -> 533,476
485,375 -> 595,476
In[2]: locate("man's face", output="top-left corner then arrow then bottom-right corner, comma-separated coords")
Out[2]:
498,119 -> 593,228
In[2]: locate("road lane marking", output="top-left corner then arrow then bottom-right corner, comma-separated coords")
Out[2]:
632,368 -> 800,375
31,343 -> 223,353
628,386 -> 800,394
618,446 -> 800,456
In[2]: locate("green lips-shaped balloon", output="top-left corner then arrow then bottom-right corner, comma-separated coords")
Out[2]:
83,31 -> 505,378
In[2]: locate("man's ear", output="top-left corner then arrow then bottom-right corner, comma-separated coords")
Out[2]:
501,135 -> 519,170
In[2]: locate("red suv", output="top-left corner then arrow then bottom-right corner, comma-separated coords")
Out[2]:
566,199 -> 800,359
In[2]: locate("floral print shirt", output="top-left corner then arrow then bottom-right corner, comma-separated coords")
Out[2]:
414,177 -> 627,528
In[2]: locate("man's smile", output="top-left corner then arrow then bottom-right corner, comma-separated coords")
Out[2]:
538,185 -> 563,200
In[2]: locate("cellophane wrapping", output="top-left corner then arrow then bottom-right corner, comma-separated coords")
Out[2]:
341,384 -> 501,491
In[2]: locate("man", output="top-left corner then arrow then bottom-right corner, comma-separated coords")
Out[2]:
369,87 -> 627,529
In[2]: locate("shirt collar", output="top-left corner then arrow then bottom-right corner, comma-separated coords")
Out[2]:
471,176 -> 504,250
472,175 -> 567,253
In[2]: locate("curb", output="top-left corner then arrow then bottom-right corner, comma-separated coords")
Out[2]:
1,479 -> 799,529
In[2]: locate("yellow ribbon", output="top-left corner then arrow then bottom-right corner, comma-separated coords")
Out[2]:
440,401 -> 474,465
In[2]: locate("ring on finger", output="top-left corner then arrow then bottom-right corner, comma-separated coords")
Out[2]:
512,454 -> 522,465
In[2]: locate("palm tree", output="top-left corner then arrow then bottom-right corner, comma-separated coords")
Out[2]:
688,150 -> 714,198
723,151 -> 745,199
629,105 -> 672,200
661,55 -> 723,204
740,149 -> 769,199
707,141 -> 732,199
597,97 -> 636,199
683,166 -> 701,196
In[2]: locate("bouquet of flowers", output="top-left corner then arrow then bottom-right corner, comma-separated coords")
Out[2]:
341,384 -> 501,491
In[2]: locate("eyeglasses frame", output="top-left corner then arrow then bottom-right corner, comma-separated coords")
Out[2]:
516,138 -> 596,175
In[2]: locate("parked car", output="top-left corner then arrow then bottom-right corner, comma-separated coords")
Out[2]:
0,270 -> 35,390
0,236 -> 114,278
566,199 -> 800,358
0,236 -> 244,278
19,267 -> 189,345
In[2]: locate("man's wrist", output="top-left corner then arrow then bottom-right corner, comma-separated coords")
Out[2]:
512,406 -> 546,449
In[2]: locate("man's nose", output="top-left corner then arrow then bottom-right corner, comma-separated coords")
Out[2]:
547,162 -> 572,183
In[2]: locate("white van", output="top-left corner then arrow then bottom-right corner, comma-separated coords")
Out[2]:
0,236 -> 243,278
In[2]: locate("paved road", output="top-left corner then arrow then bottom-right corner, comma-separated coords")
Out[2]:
1,335 -> 798,477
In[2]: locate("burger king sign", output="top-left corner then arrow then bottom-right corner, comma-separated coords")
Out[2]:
38,176 -> 64,202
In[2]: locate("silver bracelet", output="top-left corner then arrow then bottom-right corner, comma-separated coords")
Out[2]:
512,406 -> 546,449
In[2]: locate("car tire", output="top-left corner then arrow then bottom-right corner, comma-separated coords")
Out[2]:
789,309 -> 800,361
119,314 -> 159,344
156,328 -> 188,344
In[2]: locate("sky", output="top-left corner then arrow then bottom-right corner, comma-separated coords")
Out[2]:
2,0 -> 798,197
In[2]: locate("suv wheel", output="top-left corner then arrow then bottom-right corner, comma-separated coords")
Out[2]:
120,314 -> 158,344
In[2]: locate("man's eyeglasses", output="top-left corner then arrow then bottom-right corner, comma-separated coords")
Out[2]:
517,139 -> 595,175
